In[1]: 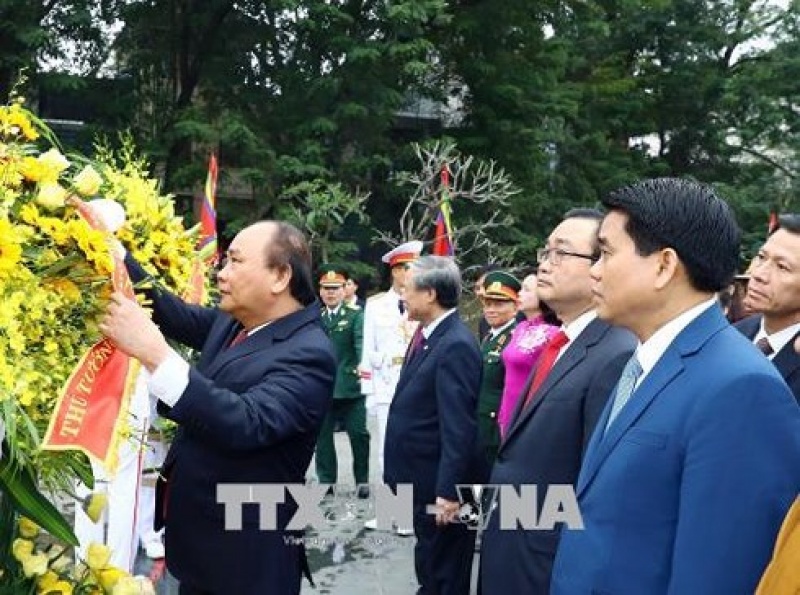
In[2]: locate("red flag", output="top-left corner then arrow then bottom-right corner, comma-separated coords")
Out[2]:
768,211 -> 779,234
432,166 -> 454,256
187,154 -> 219,304
198,153 -> 218,263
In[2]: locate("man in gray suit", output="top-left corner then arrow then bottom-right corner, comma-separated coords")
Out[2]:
737,213 -> 800,404
479,208 -> 636,594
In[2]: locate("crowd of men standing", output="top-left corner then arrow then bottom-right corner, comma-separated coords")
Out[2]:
94,177 -> 800,594
304,176 -> 800,595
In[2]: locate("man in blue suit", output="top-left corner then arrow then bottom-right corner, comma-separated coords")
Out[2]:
384,255 -> 482,595
553,179 -> 800,594
100,221 -> 336,594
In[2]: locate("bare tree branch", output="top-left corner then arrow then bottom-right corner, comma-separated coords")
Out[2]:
375,141 -> 521,264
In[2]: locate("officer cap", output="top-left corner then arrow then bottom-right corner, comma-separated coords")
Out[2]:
381,240 -> 423,268
319,264 -> 348,288
483,271 -> 521,301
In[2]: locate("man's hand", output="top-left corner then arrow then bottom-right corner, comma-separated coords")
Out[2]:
434,496 -> 460,527
99,292 -> 170,372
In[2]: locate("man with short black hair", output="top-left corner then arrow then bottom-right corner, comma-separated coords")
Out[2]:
737,213 -> 800,403
384,255 -> 482,595
480,208 -> 635,595
553,178 -> 800,594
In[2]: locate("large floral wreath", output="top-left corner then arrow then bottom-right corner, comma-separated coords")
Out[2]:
0,97 -> 206,593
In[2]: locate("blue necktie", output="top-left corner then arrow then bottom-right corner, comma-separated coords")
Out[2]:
604,354 -> 643,433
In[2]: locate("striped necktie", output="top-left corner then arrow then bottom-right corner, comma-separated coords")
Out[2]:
604,354 -> 643,432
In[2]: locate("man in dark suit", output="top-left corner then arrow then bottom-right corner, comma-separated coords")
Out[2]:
384,255 -> 482,595
553,179 -> 800,594
315,264 -> 370,497
99,221 -> 336,595
736,213 -> 800,403
479,208 -> 636,595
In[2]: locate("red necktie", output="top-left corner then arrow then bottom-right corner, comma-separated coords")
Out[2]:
406,326 -> 425,361
228,329 -> 248,349
523,330 -> 569,408
756,337 -> 774,356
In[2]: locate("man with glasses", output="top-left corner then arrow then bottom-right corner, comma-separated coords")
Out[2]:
737,213 -> 800,403
480,208 -> 635,594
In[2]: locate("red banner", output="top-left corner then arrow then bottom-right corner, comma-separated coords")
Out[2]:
184,258 -> 207,305
41,198 -> 139,472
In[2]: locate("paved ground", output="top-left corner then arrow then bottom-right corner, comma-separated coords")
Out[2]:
133,414 -> 480,594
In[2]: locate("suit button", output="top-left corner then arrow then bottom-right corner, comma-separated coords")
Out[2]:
489,411 -> 496,418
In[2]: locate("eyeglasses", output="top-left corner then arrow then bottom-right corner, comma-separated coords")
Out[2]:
537,247 -> 597,266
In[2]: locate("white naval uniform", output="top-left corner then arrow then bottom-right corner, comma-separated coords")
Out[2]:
359,287 -> 418,474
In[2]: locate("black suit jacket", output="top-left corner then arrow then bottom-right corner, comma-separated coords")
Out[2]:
480,317 -> 636,594
127,256 -> 336,594
736,315 -> 800,404
384,311 -> 482,504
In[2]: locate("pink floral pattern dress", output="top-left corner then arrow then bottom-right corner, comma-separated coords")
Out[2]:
498,315 -> 559,436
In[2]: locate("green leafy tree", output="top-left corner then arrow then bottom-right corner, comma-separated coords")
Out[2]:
0,0 -> 122,101
276,179 -> 371,272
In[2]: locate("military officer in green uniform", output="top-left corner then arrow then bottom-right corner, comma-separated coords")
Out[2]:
315,264 -> 370,498
477,271 -> 521,467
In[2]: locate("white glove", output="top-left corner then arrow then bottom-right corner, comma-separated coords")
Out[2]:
87,198 -> 126,232
87,198 -> 127,258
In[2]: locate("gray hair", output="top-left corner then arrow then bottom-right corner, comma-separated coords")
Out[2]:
409,256 -> 461,309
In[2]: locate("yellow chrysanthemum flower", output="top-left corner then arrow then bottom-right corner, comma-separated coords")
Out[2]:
19,155 -> 46,182
73,164 -> 103,196
0,218 -> 23,277
36,569 -> 59,592
0,104 -> 39,140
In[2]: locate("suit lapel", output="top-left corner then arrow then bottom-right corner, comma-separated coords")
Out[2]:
501,318 -> 608,448
772,334 -> 800,381
577,305 -> 729,497
205,325 -> 276,377
396,313 -> 456,390
736,315 -> 760,340
577,348 -> 683,496
737,315 -> 800,382
202,303 -> 321,377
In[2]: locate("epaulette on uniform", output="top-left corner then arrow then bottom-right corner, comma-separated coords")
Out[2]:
345,302 -> 362,311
